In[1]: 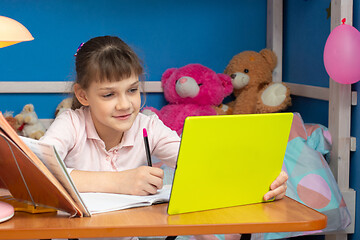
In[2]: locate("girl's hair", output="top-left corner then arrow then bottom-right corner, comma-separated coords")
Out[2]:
72,36 -> 144,109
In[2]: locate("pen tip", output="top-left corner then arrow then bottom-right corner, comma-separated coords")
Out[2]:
143,128 -> 148,137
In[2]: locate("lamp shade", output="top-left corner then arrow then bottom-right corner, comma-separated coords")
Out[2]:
0,16 -> 34,48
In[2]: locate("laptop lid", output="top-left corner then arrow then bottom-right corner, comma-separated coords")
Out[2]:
167,112 -> 293,215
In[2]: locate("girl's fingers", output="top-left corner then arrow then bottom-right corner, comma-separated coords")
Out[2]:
264,171 -> 288,201
148,167 -> 164,189
270,171 -> 288,190
264,182 -> 287,201
148,174 -> 163,190
142,184 -> 159,195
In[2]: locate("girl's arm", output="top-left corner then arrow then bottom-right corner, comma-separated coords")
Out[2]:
70,166 -> 164,195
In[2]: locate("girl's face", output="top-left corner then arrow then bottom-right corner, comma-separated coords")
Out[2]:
75,75 -> 141,144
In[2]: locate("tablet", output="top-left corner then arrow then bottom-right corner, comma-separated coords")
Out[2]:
168,112 -> 293,215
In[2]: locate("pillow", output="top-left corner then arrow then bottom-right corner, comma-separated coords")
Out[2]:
252,113 -> 351,240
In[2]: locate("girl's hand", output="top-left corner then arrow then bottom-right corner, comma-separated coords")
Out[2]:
121,166 -> 164,196
263,171 -> 288,201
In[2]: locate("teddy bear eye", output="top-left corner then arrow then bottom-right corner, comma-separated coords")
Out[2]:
198,83 -> 203,87
244,69 -> 249,73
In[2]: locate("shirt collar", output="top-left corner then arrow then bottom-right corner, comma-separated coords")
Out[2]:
83,107 -> 101,140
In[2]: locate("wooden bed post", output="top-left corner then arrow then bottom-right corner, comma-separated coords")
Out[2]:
266,0 -> 283,83
328,0 -> 355,239
329,0 -> 352,197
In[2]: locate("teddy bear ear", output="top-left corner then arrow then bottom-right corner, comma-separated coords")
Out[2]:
161,68 -> 177,87
217,73 -> 233,96
260,49 -> 277,71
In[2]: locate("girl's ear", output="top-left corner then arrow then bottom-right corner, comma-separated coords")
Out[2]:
74,84 -> 89,106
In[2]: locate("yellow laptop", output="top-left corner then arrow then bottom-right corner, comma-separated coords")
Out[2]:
167,112 -> 293,215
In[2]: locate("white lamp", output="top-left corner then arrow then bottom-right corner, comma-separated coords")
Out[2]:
0,16 -> 34,48
0,15 -> 34,223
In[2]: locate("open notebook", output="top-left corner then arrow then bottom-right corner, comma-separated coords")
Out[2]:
167,112 -> 293,215
18,136 -> 171,216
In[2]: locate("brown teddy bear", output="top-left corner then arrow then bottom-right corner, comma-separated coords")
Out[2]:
224,49 -> 291,114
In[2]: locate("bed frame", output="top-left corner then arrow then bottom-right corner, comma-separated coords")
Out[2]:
0,1 -> 356,239
267,2 -> 356,240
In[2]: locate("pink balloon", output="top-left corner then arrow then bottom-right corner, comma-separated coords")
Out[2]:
323,19 -> 360,84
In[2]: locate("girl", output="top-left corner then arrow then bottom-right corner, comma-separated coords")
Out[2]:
41,35 -> 288,239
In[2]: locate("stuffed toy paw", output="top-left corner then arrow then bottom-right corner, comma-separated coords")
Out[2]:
141,108 -> 157,116
224,49 -> 291,114
143,64 -> 233,135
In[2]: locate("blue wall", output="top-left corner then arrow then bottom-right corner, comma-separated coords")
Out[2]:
284,0 -> 331,126
1,0 -> 267,118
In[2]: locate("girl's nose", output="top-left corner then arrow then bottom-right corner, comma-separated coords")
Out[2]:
115,95 -> 131,110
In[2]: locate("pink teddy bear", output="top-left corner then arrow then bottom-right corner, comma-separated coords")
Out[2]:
143,64 -> 233,135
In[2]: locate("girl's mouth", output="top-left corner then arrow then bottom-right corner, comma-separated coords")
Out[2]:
113,113 -> 132,120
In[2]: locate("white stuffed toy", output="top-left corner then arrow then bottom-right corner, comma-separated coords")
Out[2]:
15,104 -> 46,140
55,97 -> 72,117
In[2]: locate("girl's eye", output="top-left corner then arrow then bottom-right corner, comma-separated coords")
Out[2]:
102,93 -> 114,98
129,88 -> 139,93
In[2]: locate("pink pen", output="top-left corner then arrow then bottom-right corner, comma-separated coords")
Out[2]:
143,128 -> 152,167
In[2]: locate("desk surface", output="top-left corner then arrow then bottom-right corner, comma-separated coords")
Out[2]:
0,196 -> 326,240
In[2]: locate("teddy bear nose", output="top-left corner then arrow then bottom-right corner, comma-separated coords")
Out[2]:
231,72 -> 250,89
179,77 -> 188,84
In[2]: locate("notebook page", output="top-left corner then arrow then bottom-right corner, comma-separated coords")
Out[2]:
80,185 -> 171,214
